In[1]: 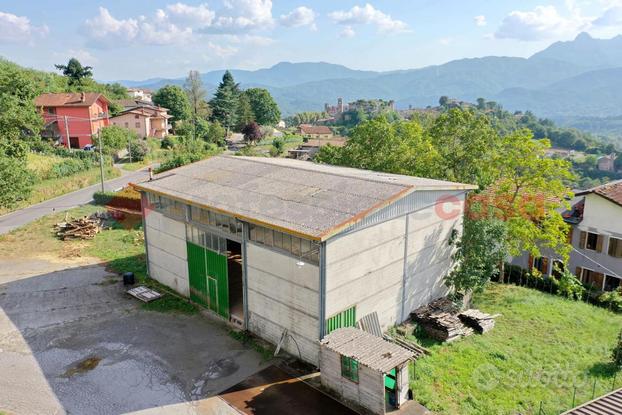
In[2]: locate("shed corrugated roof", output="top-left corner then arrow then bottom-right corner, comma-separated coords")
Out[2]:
133,156 -> 476,240
561,387 -> 622,414
320,328 -> 413,373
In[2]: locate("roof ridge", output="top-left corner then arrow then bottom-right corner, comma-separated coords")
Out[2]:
221,155 -> 414,188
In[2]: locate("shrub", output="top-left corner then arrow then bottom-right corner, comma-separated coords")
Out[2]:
556,269 -> 585,300
100,125 -> 139,154
50,158 -> 92,178
270,137 -> 284,157
0,156 -> 35,208
128,140 -> 148,161
161,136 -> 177,149
93,191 -> 116,205
156,151 -> 203,173
599,291 -> 622,312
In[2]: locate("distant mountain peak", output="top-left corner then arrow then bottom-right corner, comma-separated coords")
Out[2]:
575,32 -> 593,41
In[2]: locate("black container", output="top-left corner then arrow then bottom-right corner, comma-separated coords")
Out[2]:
123,272 -> 135,285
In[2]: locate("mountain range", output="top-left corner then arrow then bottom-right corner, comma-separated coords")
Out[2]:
117,33 -> 622,118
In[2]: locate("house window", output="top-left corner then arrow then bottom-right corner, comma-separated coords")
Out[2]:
124,122 -> 129,127
581,269 -> 604,290
135,114 -> 140,119
609,237 -> 622,258
326,306 -> 356,335
189,205 -> 242,237
135,122 -> 141,128
604,275 -> 621,292
46,107 -> 56,115
341,355 -> 359,383
552,260 -> 565,277
146,193 -> 186,219
533,257 -> 549,274
586,232 -> 600,251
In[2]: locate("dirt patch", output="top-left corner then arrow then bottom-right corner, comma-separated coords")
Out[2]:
62,356 -> 102,378
93,275 -> 121,286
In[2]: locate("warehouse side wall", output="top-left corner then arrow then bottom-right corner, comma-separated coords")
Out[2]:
324,191 -> 466,331
246,243 -> 321,365
144,209 -> 189,296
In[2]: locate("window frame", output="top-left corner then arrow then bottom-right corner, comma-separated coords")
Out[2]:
586,232 -> 599,251
608,237 -> 622,258
340,355 -> 359,383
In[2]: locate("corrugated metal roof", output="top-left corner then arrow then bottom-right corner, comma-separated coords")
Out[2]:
562,387 -> 622,414
133,156 -> 476,240
320,327 -> 413,372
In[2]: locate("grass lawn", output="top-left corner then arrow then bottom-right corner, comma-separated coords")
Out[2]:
0,205 -> 198,315
411,283 -> 622,415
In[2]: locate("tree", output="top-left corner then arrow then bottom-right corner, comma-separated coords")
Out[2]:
439,96 -> 449,107
100,125 -> 138,154
445,217 -> 508,296
152,85 -> 191,130
427,108 -> 501,188
236,93 -> 255,131
0,66 -> 42,141
476,97 -> 486,110
210,71 -> 240,135
184,70 -> 210,138
0,156 -> 34,208
244,88 -> 281,125
54,58 -> 93,86
241,122 -> 263,144
206,121 -> 226,146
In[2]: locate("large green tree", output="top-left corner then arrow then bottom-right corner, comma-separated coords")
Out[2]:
153,85 -> 191,130
54,58 -> 93,86
210,71 -> 240,134
244,88 -> 281,125
184,70 -> 210,138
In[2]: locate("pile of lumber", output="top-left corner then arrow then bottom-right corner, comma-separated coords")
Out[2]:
414,312 -> 474,342
54,214 -> 104,240
412,298 -> 497,342
458,309 -> 497,333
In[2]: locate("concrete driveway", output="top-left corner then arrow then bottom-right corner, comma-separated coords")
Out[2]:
0,259 -> 268,415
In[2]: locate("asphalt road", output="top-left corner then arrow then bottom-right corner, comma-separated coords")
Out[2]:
0,168 -> 150,235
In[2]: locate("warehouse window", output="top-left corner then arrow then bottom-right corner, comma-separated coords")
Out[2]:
249,224 -> 319,264
341,356 -> 359,383
325,306 -> 356,335
189,205 -> 243,237
186,224 -> 227,254
146,193 -> 186,219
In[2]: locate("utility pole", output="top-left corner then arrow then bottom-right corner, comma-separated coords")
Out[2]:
97,130 -> 105,192
128,135 -> 133,164
63,115 -> 70,149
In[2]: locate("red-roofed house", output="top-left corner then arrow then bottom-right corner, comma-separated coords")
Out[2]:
34,92 -> 111,149
298,124 -> 333,139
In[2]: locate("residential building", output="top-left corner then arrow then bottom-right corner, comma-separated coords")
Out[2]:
512,180 -> 622,290
133,156 -> 476,365
34,92 -> 110,149
598,153 -> 617,172
127,88 -> 152,102
110,104 -> 171,139
288,136 -> 347,160
298,124 -> 333,139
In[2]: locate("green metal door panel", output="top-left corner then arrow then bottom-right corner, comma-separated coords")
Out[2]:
205,249 -> 229,318
187,242 -> 208,307
208,277 -> 218,312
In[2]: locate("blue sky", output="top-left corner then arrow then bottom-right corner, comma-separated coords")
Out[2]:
1,1 -> 621,80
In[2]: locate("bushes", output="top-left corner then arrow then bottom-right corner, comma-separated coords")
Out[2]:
599,291 -> 622,312
93,191 -> 116,206
613,330 -> 622,366
0,156 -> 35,208
161,136 -> 177,149
269,137 -> 284,157
49,158 -> 93,178
100,125 -> 138,154
128,140 -> 148,161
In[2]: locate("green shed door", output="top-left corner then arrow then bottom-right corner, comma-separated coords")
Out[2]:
187,241 -> 229,319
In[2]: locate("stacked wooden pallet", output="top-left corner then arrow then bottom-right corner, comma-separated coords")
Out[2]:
459,309 -> 496,333
54,214 -> 104,240
416,312 -> 474,342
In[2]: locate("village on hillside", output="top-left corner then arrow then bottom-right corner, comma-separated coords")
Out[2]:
2,3 -> 622,415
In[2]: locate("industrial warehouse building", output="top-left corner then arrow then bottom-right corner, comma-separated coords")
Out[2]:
133,156 -> 476,365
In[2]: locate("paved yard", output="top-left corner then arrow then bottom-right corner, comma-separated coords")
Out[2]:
0,258 -> 268,415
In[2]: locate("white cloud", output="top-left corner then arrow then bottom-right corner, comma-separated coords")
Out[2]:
0,11 -> 48,44
474,15 -> 487,27
280,6 -> 316,30
206,0 -> 273,33
494,5 -> 590,41
166,2 -> 215,27
84,7 -> 139,47
205,41 -> 238,58
438,37 -> 454,45
340,25 -> 356,38
329,3 -> 409,34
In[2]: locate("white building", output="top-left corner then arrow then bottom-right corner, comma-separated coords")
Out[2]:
512,180 -> 622,290
133,156 -> 476,365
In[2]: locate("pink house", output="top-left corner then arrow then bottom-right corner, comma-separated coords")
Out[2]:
34,92 -> 111,149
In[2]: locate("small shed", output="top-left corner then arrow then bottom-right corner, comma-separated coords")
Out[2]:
320,327 -> 414,414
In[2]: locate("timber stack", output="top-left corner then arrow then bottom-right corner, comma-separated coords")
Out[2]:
54,214 -> 104,240
458,309 -> 496,333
